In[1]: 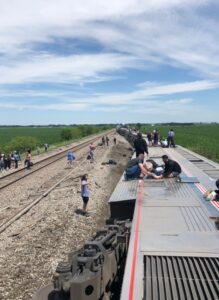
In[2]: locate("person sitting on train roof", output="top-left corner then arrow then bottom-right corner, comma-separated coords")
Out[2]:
162,155 -> 181,178
125,154 -> 161,180
134,132 -> 148,157
125,153 -> 148,180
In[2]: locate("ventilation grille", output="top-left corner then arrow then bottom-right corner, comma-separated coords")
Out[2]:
144,256 -> 219,300
143,181 -> 166,188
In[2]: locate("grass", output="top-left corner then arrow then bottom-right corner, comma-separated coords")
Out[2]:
0,125 -> 113,155
139,124 -> 219,163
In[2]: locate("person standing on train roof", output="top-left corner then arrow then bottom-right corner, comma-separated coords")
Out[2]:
167,129 -> 175,147
162,155 -> 181,178
134,132 -> 148,157
81,174 -> 90,215
153,129 -> 159,146
214,179 -> 219,201
147,132 -> 152,147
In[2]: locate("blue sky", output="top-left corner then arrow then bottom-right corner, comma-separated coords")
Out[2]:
0,0 -> 219,125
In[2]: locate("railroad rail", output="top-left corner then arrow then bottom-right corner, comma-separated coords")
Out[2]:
0,129 -> 114,191
0,130 -> 114,234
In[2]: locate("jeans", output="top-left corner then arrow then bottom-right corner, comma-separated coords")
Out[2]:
126,165 -> 141,179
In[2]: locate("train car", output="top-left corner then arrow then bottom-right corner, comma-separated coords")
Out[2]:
33,127 -> 219,300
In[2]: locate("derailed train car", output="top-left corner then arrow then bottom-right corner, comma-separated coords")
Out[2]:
33,221 -> 130,300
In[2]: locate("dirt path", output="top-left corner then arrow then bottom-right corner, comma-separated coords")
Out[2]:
0,134 -> 131,300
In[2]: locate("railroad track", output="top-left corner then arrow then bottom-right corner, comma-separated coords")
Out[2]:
0,130 -> 114,234
0,129 -> 114,191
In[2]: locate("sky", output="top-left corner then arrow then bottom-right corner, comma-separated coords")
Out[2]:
0,0 -> 219,125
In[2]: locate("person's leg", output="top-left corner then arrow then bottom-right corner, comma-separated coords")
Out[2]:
82,197 -> 89,213
26,160 -> 31,169
168,171 -> 179,178
126,165 -> 141,179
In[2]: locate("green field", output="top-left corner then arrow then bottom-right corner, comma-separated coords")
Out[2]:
138,124 -> 219,163
0,125 -> 113,154
1,124 -> 219,163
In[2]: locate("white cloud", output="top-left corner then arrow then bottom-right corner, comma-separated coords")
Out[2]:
0,53 -> 137,84
0,0 -> 218,83
0,80 -> 217,111
0,1 -> 219,124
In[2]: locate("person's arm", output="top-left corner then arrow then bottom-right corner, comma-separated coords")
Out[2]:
138,163 -> 148,175
149,172 -> 163,179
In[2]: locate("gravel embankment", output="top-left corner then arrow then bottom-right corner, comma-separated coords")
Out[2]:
0,134 -> 131,300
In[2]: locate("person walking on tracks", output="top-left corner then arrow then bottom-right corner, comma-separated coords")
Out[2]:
81,174 -> 90,215
113,137 -> 117,145
89,142 -> 96,163
102,136 -> 105,147
14,151 -> 19,169
67,150 -> 75,167
106,136 -> 110,146
44,143 -> 48,152
134,132 -> 148,157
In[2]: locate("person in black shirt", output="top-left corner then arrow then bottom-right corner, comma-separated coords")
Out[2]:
162,155 -> 181,178
215,179 -> 219,201
134,133 -> 148,157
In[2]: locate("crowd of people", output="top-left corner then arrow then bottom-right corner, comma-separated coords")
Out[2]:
125,153 -> 181,180
125,129 -> 181,180
147,128 -> 175,148
125,129 -> 219,204
0,151 -> 21,172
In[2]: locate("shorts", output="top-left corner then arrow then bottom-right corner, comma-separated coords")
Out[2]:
82,197 -> 89,204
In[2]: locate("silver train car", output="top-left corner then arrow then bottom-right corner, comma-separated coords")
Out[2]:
33,127 -> 219,300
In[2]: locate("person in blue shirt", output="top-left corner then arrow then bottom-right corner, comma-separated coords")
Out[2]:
67,150 -> 75,167
81,174 -> 90,215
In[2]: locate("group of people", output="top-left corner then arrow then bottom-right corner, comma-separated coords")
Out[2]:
0,151 -> 20,172
125,131 -> 181,180
125,153 -> 181,180
147,129 -> 175,148
81,135 -> 118,214
101,136 -> 116,147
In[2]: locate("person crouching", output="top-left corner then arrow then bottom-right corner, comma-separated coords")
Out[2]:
125,153 -> 147,180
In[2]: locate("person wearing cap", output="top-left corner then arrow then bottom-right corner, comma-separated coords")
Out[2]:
134,132 -> 149,157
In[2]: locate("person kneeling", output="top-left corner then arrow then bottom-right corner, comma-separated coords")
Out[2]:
162,155 -> 181,178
